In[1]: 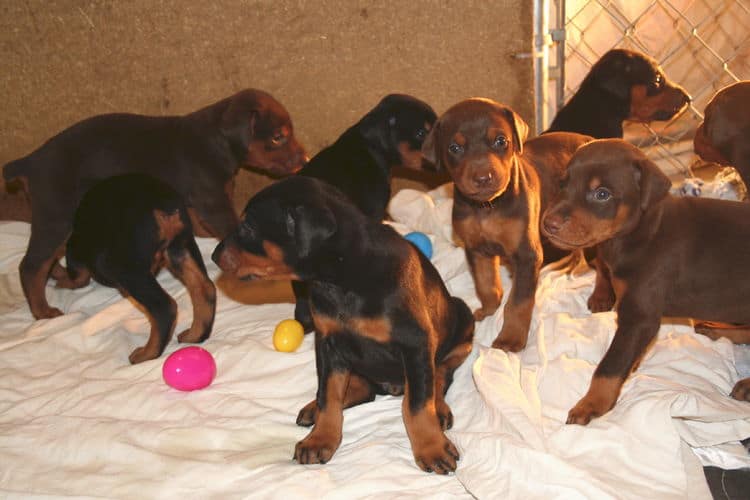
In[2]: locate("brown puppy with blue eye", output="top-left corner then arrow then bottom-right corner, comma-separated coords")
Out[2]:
542,139 -> 750,425
422,98 -> 592,350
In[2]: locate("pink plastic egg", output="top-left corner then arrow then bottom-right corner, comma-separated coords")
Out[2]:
162,346 -> 216,391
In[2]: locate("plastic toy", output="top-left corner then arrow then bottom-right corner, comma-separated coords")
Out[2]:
162,346 -> 216,391
273,319 -> 305,352
404,231 -> 433,259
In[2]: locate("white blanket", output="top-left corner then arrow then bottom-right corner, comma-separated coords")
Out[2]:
0,183 -> 748,499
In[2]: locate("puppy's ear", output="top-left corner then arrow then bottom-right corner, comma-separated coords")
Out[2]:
503,108 -> 529,154
634,157 -> 672,211
420,120 -> 441,170
221,95 -> 260,149
595,52 -> 633,100
287,205 -> 337,258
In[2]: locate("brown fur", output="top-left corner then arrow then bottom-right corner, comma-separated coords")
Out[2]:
694,81 -> 750,187
422,98 -> 593,350
542,139 -> 750,424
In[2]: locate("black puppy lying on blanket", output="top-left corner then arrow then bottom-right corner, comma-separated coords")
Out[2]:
212,176 -> 474,474
293,94 -> 437,330
61,174 -> 216,364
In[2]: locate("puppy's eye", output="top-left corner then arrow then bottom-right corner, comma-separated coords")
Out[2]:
651,74 -> 663,91
448,142 -> 464,155
492,135 -> 509,149
415,128 -> 427,141
592,187 -> 612,202
270,133 -> 287,146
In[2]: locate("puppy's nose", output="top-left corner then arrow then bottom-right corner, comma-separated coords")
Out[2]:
543,214 -> 565,235
473,171 -> 494,188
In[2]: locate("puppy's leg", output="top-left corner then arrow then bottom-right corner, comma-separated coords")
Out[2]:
296,373 -> 376,427
165,234 -> 216,344
466,250 -> 503,320
433,297 -> 475,430
492,250 -> 541,352
20,221 -> 70,318
568,294 -> 660,425
291,280 -> 314,333
587,250 -> 616,313
191,192 -> 239,240
402,342 -> 459,474
54,245 -> 91,289
294,338 -> 348,464
117,272 -> 177,364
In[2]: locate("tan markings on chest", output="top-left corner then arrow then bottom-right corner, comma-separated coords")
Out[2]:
313,314 -> 392,343
454,212 -> 527,255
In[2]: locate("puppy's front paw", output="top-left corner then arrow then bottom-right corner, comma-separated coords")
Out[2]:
413,435 -> 460,474
34,306 -> 64,320
473,305 -> 497,321
296,400 -> 318,427
491,324 -> 528,352
294,431 -> 340,464
566,395 -> 612,425
731,378 -> 750,401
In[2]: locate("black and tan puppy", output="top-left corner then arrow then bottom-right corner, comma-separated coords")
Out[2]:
292,94 -> 437,330
694,81 -> 750,187
212,176 -> 474,474
61,174 -> 216,364
541,139 -> 750,425
546,49 -> 690,138
299,93 -> 437,220
422,98 -> 592,351
3,88 -> 305,320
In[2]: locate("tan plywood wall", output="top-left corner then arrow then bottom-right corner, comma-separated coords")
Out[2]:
0,0 -> 534,220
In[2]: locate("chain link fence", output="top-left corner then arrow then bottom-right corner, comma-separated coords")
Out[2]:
539,0 -> 750,178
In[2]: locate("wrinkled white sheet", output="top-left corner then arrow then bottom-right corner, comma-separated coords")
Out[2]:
0,182 -> 747,499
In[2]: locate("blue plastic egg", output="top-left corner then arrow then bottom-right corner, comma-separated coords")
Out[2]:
404,231 -> 433,259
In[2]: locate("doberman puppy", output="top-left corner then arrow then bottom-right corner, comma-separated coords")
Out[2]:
292,94 -> 437,330
422,97 -> 592,350
546,49 -> 691,138
541,139 -> 750,425
212,176 -> 474,474
61,173 -> 216,364
3,88 -> 305,320
694,81 -> 750,187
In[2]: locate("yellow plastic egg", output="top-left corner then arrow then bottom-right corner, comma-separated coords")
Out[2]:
273,319 -> 305,352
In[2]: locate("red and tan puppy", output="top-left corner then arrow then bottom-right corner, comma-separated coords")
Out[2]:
542,139 -> 750,425
694,81 -> 750,187
422,98 -> 592,350
212,176 -> 475,473
3,88 -> 305,320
